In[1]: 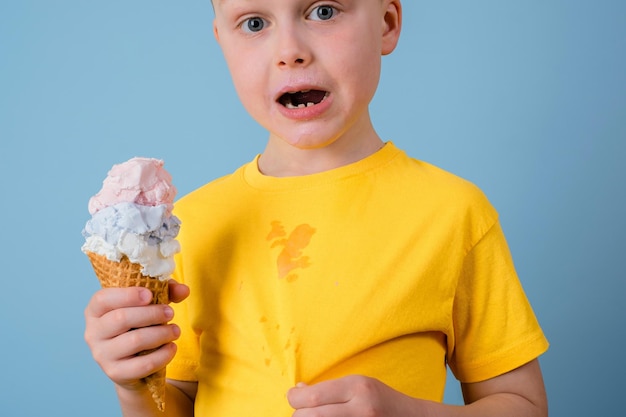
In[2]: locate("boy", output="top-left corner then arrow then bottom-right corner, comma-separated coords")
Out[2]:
84,1 -> 549,416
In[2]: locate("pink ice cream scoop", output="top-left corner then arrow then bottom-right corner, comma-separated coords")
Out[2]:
88,157 -> 177,215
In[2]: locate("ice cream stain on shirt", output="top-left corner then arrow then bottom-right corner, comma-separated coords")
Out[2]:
267,221 -> 316,282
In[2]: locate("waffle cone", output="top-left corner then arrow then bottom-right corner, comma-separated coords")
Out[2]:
86,251 -> 169,411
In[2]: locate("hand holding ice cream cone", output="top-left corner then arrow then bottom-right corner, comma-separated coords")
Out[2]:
82,157 -> 181,411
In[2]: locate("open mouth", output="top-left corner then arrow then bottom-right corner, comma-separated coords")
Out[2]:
278,89 -> 329,109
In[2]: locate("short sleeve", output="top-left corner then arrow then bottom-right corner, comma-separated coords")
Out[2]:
448,221 -> 549,383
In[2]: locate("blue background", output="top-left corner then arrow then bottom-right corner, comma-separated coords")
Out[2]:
1,1 -> 624,415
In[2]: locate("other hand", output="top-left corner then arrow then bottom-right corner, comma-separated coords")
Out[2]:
287,375 -> 428,417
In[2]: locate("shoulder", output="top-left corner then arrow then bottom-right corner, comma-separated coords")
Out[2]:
173,163 -> 249,218
383,149 -> 500,246
394,151 -> 496,215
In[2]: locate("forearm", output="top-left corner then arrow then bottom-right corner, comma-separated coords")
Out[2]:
116,383 -> 194,417
421,359 -> 548,417
394,360 -> 548,417
422,393 -> 547,417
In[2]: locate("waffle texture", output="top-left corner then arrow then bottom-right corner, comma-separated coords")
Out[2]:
86,252 -> 169,411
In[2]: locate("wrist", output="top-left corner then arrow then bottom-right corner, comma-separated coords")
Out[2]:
114,383 -> 162,416
419,400 -> 465,417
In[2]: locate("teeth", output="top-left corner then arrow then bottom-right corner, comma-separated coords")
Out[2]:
285,101 -> 317,109
282,91 -> 328,109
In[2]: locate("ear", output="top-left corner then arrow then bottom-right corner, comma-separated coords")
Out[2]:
381,0 -> 402,56
213,19 -> 220,42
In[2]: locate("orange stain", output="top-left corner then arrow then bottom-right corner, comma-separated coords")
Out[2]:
266,221 -> 286,241
268,222 -> 316,280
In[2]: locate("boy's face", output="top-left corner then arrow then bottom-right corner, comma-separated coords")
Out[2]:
212,0 -> 401,150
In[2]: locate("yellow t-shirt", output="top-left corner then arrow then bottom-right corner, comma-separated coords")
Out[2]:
168,142 -> 548,415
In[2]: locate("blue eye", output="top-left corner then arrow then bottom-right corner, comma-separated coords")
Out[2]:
242,17 -> 266,33
309,5 -> 336,21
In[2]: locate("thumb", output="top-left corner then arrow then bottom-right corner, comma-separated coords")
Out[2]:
168,280 -> 190,303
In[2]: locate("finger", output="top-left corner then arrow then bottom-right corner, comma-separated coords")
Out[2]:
168,280 -> 190,303
114,323 -> 181,359
85,302 -> 175,351
288,379 -> 350,410
90,323 -> 180,372
85,287 -> 153,319
108,342 -> 178,384
95,304 -> 176,339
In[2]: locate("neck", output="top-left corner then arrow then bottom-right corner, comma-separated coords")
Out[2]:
258,133 -> 384,177
258,114 -> 385,177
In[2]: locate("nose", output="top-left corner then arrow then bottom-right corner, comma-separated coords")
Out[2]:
275,24 -> 312,68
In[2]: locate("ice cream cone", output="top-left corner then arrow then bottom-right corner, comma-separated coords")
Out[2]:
86,251 -> 169,411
